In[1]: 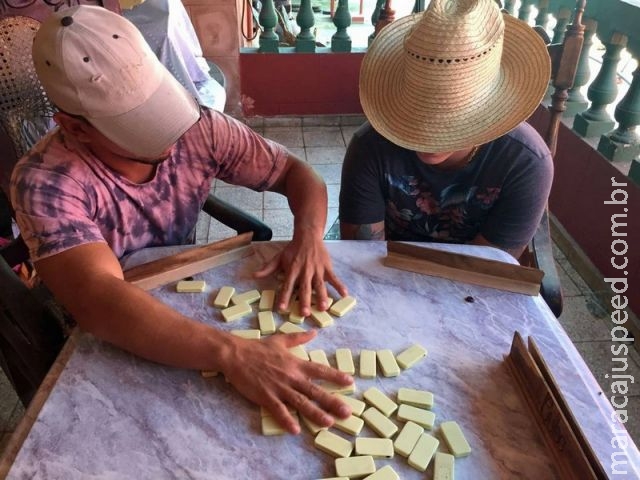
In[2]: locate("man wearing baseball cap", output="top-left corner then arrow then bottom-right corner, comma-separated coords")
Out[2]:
10,5 -> 352,433
340,0 -> 553,259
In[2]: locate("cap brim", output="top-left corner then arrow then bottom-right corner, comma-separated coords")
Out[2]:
88,70 -> 200,158
359,13 -> 551,152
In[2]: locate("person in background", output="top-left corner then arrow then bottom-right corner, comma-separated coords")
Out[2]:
10,5 -> 352,433
340,0 -> 553,260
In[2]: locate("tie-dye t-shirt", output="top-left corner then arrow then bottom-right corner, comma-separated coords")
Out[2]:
10,108 -> 287,261
339,122 -> 553,251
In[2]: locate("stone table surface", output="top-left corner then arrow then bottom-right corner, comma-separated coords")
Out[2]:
5,241 -> 639,479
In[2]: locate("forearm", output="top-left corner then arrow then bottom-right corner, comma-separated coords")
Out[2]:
279,159 -> 328,239
83,276 -> 234,370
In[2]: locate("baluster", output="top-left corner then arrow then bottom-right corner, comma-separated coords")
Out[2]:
518,0 -> 533,23
376,0 -> 396,33
573,33 -> 628,137
413,0 -> 426,14
535,0 -> 550,29
368,0 -> 386,45
331,0 -> 352,52
296,0 -> 316,52
551,7 -> 571,45
258,0 -> 279,53
503,0 -> 516,15
563,17 -> 597,116
598,65 -> 640,162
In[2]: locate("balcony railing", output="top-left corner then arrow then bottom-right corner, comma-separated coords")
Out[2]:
248,0 -> 640,184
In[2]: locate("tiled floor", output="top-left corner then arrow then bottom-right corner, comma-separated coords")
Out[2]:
0,115 -> 638,458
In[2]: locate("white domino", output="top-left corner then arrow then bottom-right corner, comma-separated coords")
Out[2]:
376,349 -> 400,377
310,306 -> 334,328
176,280 -> 206,293
434,452 -> 455,480
362,407 -> 398,439
309,349 -> 331,366
396,404 -> 435,429
396,344 -> 427,369
213,286 -> 235,308
230,329 -> 261,340
279,322 -> 306,334
407,433 -> 439,472
363,387 -> 398,417
355,437 -> 394,458
336,348 -> 355,375
335,455 -> 376,478
334,393 -> 366,417
261,415 -> 294,436
221,303 -> 252,322
259,289 -> 275,311
440,421 -> 471,457
360,350 -> 377,378
289,346 -> 309,361
314,430 -> 353,458
397,387 -> 433,409
258,311 -> 276,335
288,300 -> 306,324
231,289 -> 261,305
394,421 -> 424,457
329,296 -> 357,317
301,415 -> 328,435
333,414 -> 365,436
362,465 -> 399,480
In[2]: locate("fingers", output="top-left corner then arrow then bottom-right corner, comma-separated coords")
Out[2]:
325,268 -> 349,299
253,256 -> 280,279
277,329 -> 317,348
305,359 -> 354,387
262,396 -> 302,435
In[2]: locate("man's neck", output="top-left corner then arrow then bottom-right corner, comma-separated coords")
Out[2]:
87,144 -> 158,184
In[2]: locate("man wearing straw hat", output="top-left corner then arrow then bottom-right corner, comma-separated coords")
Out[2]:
340,0 -> 553,259
10,6 -> 353,434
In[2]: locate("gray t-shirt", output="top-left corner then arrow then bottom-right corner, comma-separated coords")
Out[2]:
339,122 -> 553,251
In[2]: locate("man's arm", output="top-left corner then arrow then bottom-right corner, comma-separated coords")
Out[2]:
470,232 -> 525,259
35,242 -> 353,433
340,221 -> 386,240
254,154 -> 348,316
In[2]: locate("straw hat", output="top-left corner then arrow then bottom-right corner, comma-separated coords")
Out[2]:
359,0 -> 551,153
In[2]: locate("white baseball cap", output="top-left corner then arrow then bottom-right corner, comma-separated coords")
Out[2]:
32,5 -> 200,157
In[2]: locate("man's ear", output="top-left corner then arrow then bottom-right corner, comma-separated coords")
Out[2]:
53,112 -> 93,142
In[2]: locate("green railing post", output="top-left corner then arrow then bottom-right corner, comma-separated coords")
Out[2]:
503,0 -> 516,15
296,0 -> 316,52
564,17 -> 597,116
368,0 -> 385,46
551,7 -> 571,44
573,33 -> 627,137
535,0 -> 550,29
598,65 -> 640,162
258,0 -> 280,53
331,0 -> 352,52
518,0 -> 534,22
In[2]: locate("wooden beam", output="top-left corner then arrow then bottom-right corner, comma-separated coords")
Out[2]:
384,242 -> 543,296
124,233 -> 253,291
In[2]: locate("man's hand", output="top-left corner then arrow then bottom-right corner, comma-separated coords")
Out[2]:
253,231 -> 348,316
222,329 -> 353,434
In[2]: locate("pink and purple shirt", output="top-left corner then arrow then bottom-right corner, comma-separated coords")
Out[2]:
10,108 -> 288,261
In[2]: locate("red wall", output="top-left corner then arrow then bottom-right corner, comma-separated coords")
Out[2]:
239,52 -> 365,116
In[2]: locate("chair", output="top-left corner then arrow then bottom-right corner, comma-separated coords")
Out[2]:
0,13 -> 271,406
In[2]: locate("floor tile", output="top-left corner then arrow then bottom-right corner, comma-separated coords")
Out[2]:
262,209 -> 295,238
0,370 -> 20,431
558,294 -> 612,342
327,183 -> 340,208
306,146 -> 346,164
263,127 -> 305,147
557,262 -> 583,297
264,191 -> 289,209
288,147 -> 306,161
341,124 -> 361,144
574,341 -> 640,397
556,256 -> 593,295
302,127 -> 345,147
311,163 -> 343,185
264,117 -> 302,127
213,186 -> 264,210
302,116 -> 341,127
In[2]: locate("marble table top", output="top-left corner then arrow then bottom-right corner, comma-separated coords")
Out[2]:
5,241 -> 640,479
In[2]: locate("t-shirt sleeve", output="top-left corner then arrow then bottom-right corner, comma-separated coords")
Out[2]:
339,127 -> 387,225
479,146 -> 554,251
10,160 -> 105,261
205,110 -> 288,191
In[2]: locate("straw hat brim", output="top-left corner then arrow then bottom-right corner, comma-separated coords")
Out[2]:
359,13 -> 551,153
